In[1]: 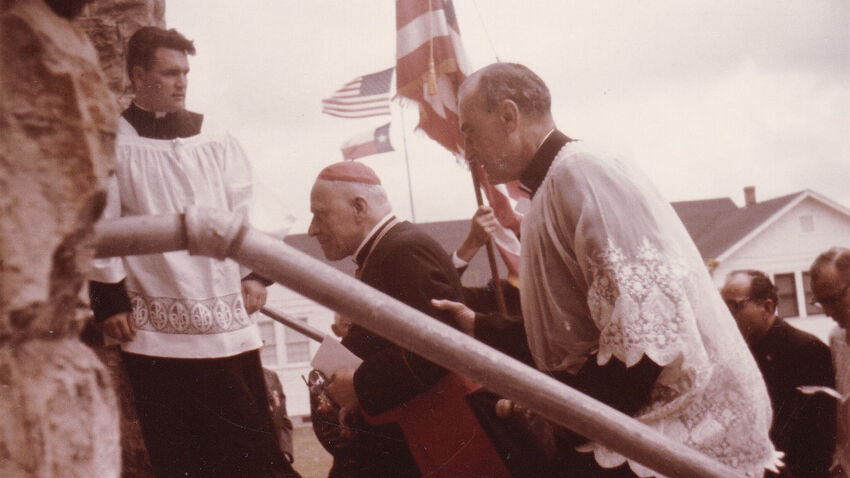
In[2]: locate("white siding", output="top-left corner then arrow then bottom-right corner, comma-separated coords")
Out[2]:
712,196 -> 850,341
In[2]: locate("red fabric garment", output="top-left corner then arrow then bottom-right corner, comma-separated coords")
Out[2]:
363,373 -> 511,478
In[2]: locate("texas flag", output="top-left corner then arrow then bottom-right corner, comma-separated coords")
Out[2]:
341,122 -> 394,160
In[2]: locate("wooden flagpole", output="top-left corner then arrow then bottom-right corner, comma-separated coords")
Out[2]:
469,162 -> 507,315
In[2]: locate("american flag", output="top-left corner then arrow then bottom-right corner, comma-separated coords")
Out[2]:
396,0 -> 521,281
321,67 -> 394,119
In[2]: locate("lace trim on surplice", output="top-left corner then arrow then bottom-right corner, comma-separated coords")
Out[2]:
129,291 -> 252,335
584,238 -> 781,477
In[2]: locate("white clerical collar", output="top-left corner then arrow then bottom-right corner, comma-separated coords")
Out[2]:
536,128 -> 557,151
353,213 -> 395,266
132,101 -> 168,119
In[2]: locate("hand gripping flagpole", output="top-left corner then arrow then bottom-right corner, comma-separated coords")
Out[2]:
469,161 -> 508,315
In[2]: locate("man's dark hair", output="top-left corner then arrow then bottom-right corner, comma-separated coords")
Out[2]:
474,63 -> 551,118
45,0 -> 93,19
126,26 -> 195,77
729,269 -> 778,306
810,247 -> 850,284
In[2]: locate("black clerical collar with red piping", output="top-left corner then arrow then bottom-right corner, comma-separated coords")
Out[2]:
354,215 -> 398,269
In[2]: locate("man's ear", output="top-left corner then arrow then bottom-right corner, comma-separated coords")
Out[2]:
351,196 -> 368,222
130,65 -> 146,90
498,99 -> 519,133
762,298 -> 776,316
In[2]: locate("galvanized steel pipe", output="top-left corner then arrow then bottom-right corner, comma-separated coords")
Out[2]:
94,211 -> 742,478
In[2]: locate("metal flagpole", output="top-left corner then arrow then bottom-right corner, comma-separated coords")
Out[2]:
399,106 -> 416,222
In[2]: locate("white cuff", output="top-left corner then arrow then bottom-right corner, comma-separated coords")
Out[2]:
451,250 -> 469,269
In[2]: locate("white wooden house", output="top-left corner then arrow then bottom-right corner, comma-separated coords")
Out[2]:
674,187 -> 850,342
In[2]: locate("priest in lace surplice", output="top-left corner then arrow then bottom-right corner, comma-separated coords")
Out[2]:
448,62 -> 782,477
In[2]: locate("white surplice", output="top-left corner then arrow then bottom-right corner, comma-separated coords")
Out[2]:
90,117 -> 262,358
520,141 -> 780,476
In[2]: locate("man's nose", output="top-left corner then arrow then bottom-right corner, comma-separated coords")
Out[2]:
307,219 -> 318,236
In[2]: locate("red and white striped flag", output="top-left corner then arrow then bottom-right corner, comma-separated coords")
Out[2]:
322,67 -> 394,119
396,0 -> 521,281
396,0 -> 469,153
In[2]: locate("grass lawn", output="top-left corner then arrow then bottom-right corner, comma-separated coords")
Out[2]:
291,425 -> 333,478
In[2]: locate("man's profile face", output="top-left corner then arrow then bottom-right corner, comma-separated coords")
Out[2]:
458,80 -> 519,184
811,263 -> 850,329
133,47 -> 189,113
308,180 -> 362,261
721,274 -> 766,343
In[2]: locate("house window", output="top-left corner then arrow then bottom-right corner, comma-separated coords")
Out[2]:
800,215 -> 814,233
774,273 -> 799,318
802,272 -> 821,316
258,320 -> 279,367
284,318 -> 311,363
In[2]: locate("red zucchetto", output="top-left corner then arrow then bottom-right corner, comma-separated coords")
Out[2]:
317,161 -> 381,185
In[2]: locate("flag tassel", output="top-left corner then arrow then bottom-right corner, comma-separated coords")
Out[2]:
427,57 -> 438,96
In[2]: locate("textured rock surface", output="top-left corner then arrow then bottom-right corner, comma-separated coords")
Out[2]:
74,1 -> 166,476
75,0 -> 165,107
0,0 -> 121,475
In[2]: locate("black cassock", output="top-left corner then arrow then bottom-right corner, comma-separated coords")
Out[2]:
314,220 -> 549,478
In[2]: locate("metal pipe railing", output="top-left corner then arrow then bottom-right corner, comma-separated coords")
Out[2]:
94,208 -> 742,478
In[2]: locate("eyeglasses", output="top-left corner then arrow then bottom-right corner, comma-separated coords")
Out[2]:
810,284 -> 850,309
724,297 -> 753,315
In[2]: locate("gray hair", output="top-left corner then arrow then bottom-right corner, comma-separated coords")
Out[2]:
811,247 -> 850,283
469,63 -> 551,118
324,180 -> 392,216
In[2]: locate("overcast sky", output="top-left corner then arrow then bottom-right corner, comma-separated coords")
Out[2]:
166,1 -> 850,236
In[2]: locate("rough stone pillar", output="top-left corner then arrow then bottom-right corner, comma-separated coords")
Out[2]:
0,0 -> 121,475
75,1 -> 166,476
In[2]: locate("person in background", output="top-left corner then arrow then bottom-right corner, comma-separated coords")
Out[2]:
88,26 -> 296,477
445,206 -> 531,365
721,269 -> 835,477
810,247 -> 850,477
264,367 -> 295,465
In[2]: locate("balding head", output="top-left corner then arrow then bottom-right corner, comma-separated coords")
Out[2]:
308,163 -> 392,261
721,270 -> 777,345
461,63 -> 552,119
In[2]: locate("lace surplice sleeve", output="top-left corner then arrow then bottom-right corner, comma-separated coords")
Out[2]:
527,149 -> 708,373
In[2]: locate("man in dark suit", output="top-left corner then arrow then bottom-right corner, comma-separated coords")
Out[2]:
307,161 -> 541,477
721,269 -> 836,477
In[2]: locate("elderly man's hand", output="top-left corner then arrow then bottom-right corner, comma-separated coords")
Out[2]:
101,312 -> 135,342
431,299 -> 476,336
241,278 -> 267,314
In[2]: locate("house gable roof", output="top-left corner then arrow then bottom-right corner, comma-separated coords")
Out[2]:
671,191 -> 804,260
